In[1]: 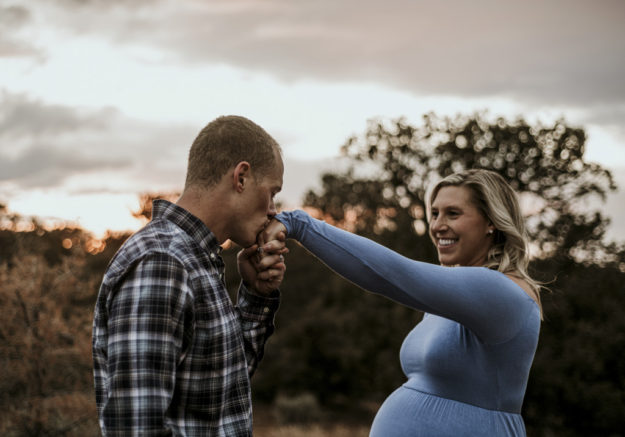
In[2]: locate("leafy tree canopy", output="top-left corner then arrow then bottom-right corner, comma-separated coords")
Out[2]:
304,112 -> 618,264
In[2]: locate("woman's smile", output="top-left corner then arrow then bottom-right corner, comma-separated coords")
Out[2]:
436,238 -> 458,248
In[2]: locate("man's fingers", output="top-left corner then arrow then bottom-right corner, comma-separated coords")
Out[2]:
238,244 -> 259,259
256,253 -> 286,270
238,244 -> 264,270
260,239 -> 288,254
257,266 -> 286,281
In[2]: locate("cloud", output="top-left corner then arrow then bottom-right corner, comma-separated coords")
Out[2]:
17,0 -> 624,109
0,91 -> 114,138
577,104 -> 625,134
0,5 -> 30,28
0,4 -> 43,58
0,89 -> 343,206
280,156 -> 344,207
0,91 -> 194,190
0,144 -> 127,187
0,92 -> 129,187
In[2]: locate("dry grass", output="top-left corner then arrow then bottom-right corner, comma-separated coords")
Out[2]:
255,424 -> 369,437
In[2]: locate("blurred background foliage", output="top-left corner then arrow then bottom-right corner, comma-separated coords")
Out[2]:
1,113 -> 623,436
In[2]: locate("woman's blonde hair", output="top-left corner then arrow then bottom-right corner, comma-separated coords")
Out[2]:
428,169 -> 542,311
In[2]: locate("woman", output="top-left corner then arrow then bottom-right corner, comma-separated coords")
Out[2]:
261,169 -> 541,436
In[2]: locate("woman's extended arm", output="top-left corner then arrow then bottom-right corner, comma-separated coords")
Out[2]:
271,210 -> 537,343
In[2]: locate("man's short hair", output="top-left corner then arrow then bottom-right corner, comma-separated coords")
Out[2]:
185,115 -> 281,188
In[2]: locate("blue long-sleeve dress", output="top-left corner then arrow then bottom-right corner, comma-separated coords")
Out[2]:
275,210 -> 540,437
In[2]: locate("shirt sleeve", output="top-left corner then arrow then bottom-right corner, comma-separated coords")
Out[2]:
236,283 -> 280,376
101,252 -> 192,436
276,210 -> 536,344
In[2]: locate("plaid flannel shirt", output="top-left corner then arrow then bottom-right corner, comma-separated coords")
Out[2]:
92,200 -> 280,436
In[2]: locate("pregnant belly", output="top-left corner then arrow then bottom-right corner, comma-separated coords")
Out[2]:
369,386 -> 526,437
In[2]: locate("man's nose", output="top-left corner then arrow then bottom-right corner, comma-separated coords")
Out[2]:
267,199 -> 277,218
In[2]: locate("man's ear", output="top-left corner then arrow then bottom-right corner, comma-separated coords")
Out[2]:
232,161 -> 251,193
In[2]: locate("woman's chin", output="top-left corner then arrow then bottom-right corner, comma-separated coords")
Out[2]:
438,255 -> 461,267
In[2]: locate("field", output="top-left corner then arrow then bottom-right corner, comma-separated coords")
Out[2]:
255,424 -> 369,437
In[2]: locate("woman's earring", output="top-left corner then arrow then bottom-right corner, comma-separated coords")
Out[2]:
487,229 -> 494,235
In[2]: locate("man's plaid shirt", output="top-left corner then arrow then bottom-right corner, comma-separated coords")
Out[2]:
92,200 -> 280,436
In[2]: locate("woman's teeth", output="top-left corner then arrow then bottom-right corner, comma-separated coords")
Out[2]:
439,239 -> 457,246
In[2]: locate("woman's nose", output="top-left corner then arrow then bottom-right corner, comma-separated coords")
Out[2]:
430,216 -> 447,233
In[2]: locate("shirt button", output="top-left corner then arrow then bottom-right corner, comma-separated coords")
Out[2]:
263,307 -> 270,314
209,252 -> 216,261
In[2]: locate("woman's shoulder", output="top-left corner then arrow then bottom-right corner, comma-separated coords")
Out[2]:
504,272 -> 540,305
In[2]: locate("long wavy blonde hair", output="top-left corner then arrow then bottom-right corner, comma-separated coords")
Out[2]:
427,169 -> 542,312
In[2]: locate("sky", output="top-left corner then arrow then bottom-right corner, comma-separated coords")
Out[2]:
1,0 -> 624,241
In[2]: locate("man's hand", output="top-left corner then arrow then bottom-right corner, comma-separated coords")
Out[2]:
237,238 -> 287,296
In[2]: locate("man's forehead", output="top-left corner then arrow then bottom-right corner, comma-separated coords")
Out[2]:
273,154 -> 284,188
272,172 -> 283,191
260,163 -> 283,189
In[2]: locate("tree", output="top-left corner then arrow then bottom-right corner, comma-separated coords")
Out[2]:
131,192 -> 180,223
0,202 -> 128,436
525,258 -> 625,436
306,113 -> 616,263
0,250 -> 100,436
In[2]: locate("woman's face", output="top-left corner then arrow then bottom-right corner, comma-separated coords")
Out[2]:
429,185 -> 495,267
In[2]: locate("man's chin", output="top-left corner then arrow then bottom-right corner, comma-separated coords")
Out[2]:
232,226 -> 265,248
232,238 -> 255,249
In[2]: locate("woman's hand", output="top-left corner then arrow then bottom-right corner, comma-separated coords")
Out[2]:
258,219 -> 287,248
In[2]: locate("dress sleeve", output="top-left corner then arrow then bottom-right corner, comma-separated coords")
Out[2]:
276,210 -> 536,344
101,252 -> 192,435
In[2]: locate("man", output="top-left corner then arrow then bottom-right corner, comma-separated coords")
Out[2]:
92,115 -> 286,436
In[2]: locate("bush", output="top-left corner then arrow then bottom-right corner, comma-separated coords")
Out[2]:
272,392 -> 324,425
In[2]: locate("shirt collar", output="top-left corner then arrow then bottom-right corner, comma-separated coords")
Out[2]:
151,199 -> 223,255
